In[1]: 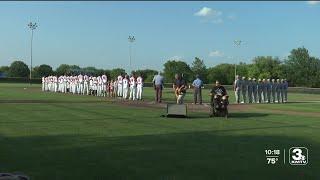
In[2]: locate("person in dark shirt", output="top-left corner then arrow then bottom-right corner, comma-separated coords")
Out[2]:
173,73 -> 187,104
209,80 -> 228,116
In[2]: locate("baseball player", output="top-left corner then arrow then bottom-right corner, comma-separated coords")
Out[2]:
117,74 -> 123,97
283,79 -> 288,102
257,79 -> 263,103
136,75 -> 143,100
96,76 -> 101,96
113,79 -> 118,98
247,78 -> 253,103
241,76 -> 247,103
276,79 -> 281,103
102,74 -> 108,97
129,75 -> 137,100
280,79 -> 284,103
266,79 -> 271,103
58,76 -> 63,92
63,75 -> 67,93
47,76 -> 51,92
83,75 -> 89,95
122,75 -> 129,99
89,77 -> 93,95
271,79 -> 277,103
252,78 -> 257,103
108,80 -> 113,97
42,77 -> 45,91
93,77 -> 98,96
262,79 -> 267,103
78,74 -> 84,95
234,75 -> 241,104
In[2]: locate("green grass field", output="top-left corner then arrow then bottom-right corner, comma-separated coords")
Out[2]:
1,83 -> 320,180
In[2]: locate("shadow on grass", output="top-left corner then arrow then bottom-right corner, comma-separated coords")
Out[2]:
0,131 -> 318,180
186,112 -> 269,119
228,112 -> 269,118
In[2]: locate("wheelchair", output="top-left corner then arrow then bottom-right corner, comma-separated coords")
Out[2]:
209,94 -> 229,119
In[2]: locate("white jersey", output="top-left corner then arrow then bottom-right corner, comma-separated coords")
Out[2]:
117,76 -> 123,85
78,75 -> 83,83
129,77 -> 136,87
123,78 -> 129,88
97,76 -> 102,85
137,76 -> 143,86
102,75 -> 107,84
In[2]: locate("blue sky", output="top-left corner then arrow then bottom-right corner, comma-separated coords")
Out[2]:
0,1 -> 320,72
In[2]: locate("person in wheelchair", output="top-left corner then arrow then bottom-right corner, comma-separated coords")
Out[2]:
209,80 -> 229,117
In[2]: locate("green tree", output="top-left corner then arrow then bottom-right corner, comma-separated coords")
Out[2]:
33,64 -> 54,78
248,56 -> 282,79
69,65 -> 81,75
82,66 -> 98,76
284,47 -> 319,87
191,57 -> 207,83
235,62 -> 249,78
163,60 -> 193,83
110,68 -> 126,80
207,64 -> 235,85
0,66 -> 10,76
55,64 -> 71,76
8,61 -> 30,78
133,69 -> 158,82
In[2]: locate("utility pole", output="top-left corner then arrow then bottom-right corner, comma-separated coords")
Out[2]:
28,22 -> 38,85
234,40 -> 242,80
128,35 -> 135,75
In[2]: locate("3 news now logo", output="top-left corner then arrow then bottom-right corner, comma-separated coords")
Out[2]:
289,147 -> 308,165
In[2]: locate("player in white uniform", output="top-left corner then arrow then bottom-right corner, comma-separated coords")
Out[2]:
63,76 -> 67,93
78,74 -> 84,95
93,77 -> 98,96
97,76 -> 102,96
113,79 -> 118,98
122,75 -> 129,99
102,74 -> 108,97
54,76 -> 58,92
129,75 -> 137,100
136,75 -> 143,100
83,75 -> 89,95
117,75 -> 123,97
58,76 -> 62,92
41,77 -> 45,91
44,77 -> 49,91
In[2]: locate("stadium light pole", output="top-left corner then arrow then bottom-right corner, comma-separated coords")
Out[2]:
28,22 -> 37,85
233,40 -> 242,80
128,35 -> 135,75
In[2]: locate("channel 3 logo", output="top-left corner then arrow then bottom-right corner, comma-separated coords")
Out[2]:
289,147 -> 308,165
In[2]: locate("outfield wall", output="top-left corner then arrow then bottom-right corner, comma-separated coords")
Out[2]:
1,77 -> 320,94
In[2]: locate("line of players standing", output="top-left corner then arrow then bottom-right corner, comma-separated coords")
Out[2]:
234,75 -> 288,104
41,74 -> 144,100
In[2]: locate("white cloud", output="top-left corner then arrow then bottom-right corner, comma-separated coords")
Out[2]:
194,7 -> 222,17
209,50 -> 224,57
194,7 -> 237,24
307,1 -> 320,5
169,55 -> 183,60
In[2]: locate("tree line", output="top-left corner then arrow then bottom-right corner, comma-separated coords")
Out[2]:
1,47 -> 319,87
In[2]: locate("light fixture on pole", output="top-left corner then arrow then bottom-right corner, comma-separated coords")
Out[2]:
28,22 -> 38,85
128,35 -> 135,75
233,40 -> 242,80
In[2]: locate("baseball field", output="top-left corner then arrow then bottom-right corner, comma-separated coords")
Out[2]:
1,83 -> 320,180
